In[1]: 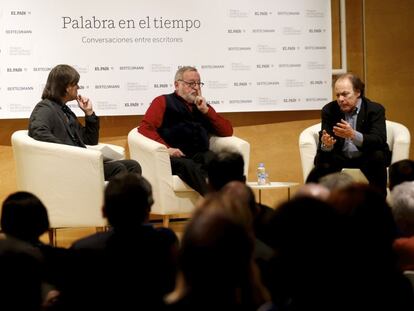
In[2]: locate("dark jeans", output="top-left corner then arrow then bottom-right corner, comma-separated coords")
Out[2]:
307,149 -> 390,196
170,150 -> 216,196
104,159 -> 142,181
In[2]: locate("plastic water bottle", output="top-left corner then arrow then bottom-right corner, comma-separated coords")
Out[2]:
257,163 -> 267,185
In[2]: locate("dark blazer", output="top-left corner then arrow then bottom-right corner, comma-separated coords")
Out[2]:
28,98 -> 99,146
68,225 -> 178,310
317,97 -> 391,158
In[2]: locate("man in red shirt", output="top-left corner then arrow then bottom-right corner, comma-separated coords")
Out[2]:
138,66 -> 233,195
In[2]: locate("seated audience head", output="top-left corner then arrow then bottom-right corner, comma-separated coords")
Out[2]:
293,183 -> 330,201
178,193 -> 264,307
103,173 -> 153,229
266,196 -> 346,309
319,171 -> 355,191
389,159 -> 414,191
268,196 -> 342,257
327,182 -> 414,310
390,181 -> 414,236
219,181 -> 256,229
328,183 -> 397,267
1,191 -> 49,244
207,151 -> 245,191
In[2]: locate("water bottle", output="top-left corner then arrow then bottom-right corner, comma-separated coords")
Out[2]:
257,162 -> 267,185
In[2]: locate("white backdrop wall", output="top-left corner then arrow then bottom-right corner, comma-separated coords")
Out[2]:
0,0 -> 331,118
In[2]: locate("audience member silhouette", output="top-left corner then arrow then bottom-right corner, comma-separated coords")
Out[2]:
207,151 -> 273,244
207,150 -> 246,191
266,196 -> 347,311
1,191 -> 69,309
0,238 -> 44,311
293,182 -> 330,200
318,171 -> 355,191
1,191 -> 49,244
67,173 -> 178,310
390,181 -> 414,270
389,159 -> 414,191
217,181 -> 255,227
220,181 -> 274,258
166,193 -> 270,311
328,183 -> 414,310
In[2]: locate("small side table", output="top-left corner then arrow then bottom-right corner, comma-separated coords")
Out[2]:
247,181 -> 299,203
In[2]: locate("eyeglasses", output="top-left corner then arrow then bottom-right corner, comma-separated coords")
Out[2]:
178,80 -> 204,88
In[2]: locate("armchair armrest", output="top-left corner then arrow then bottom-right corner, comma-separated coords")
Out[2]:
86,143 -> 125,161
298,123 -> 321,182
386,121 -> 411,164
128,128 -> 171,173
11,130 -> 105,227
128,128 -> 173,188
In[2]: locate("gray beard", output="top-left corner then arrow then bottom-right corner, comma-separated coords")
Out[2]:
182,93 -> 196,104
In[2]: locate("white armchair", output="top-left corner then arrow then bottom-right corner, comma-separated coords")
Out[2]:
298,120 -> 411,182
11,130 -> 125,244
128,129 -> 250,226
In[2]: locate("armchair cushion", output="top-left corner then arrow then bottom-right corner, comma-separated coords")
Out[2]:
128,128 -> 250,216
11,130 -> 125,228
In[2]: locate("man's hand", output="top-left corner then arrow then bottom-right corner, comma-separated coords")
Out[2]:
333,119 -> 355,139
168,148 -> 185,157
194,95 -> 209,114
77,95 -> 94,116
321,130 -> 337,148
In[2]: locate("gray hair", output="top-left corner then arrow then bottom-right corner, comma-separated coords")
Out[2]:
319,172 -> 355,191
174,66 -> 198,82
390,181 -> 414,224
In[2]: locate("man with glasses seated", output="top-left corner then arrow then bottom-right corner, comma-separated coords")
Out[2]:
139,66 -> 233,195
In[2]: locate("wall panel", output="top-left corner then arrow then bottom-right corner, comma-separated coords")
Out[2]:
2,1 -> 413,209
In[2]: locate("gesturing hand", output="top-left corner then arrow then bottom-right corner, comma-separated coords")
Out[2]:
333,119 -> 355,139
321,130 -> 337,147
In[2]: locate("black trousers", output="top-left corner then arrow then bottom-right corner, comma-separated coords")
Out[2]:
307,149 -> 390,196
104,159 -> 142,181
170,150 -> 216,196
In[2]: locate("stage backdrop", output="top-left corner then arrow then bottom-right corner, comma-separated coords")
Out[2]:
0,0 -> 331,118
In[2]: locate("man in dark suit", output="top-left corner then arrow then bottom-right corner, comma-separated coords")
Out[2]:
68,173 -> 178,310
28,64 -> 141,180
307,73 -> 391,196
